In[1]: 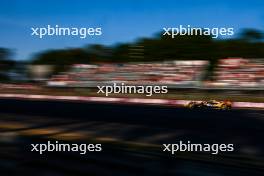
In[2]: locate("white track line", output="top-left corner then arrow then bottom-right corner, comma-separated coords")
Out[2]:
0,94 -> 263,109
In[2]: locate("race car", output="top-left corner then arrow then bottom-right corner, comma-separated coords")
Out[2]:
186,100 -> 232,110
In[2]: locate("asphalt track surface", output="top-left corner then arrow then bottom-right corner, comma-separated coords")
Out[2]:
0,98 -> 264,176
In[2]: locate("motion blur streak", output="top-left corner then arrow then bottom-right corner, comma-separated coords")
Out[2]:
0,99 -> 264,175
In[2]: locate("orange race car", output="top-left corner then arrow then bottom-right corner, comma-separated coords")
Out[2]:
186,100 -> 232,110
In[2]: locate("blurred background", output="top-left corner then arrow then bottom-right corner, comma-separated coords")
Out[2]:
0,0 -> 264,176
0,0 -> 263,101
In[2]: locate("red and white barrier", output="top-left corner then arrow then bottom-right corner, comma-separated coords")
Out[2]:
232,102 -> 264,108
0,94 -> 263,109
